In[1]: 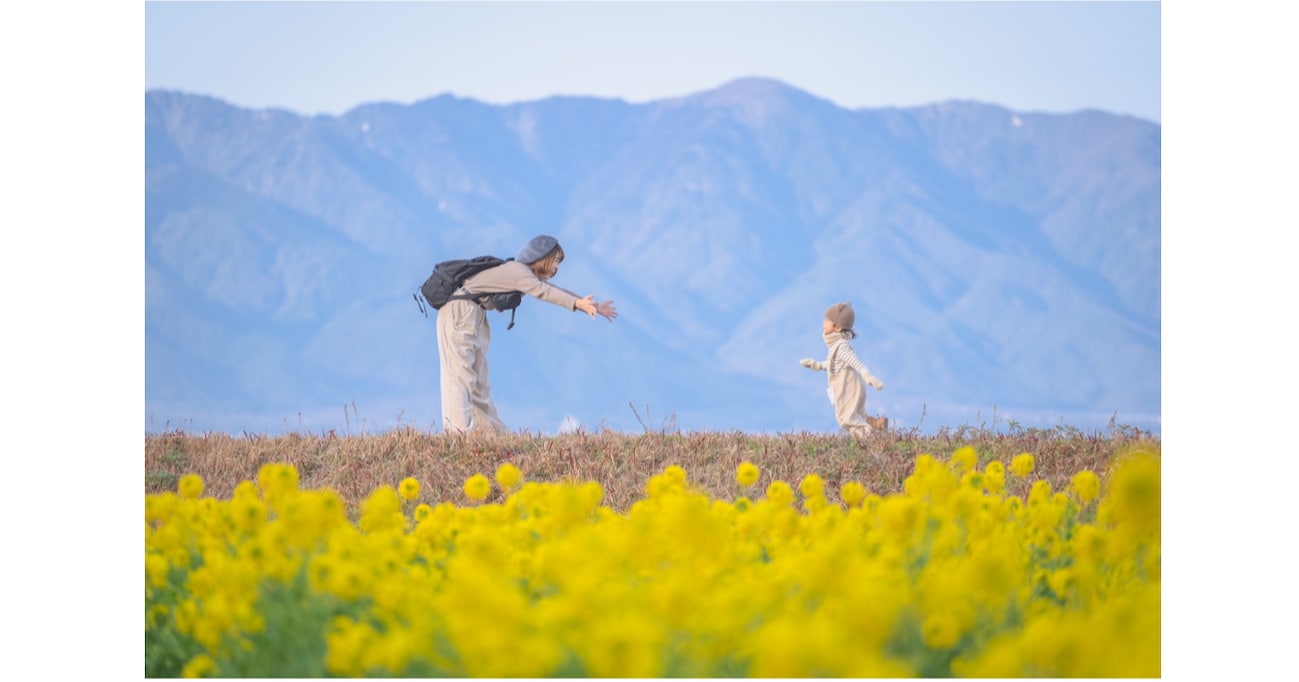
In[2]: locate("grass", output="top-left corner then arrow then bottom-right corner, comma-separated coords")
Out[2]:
144,422 -> 1159,516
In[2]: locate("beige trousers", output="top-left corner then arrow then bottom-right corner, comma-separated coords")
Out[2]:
828,364 -> 874,438
436,299 -> 510,434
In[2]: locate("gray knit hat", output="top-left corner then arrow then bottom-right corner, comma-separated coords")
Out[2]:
518,234 -> 561,264
825,302 -> 855,331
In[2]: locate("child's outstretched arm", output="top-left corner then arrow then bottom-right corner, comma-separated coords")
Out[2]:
799,358 -> 826,371
839,346 -> 884,390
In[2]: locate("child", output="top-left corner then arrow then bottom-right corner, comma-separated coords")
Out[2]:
436,234 -> 617,434
799,302 -> 887,438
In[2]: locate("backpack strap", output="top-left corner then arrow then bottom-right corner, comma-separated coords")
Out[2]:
445,287 -> 520,330
447,286 -> 489,308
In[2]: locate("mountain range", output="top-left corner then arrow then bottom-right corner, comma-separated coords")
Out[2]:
144,77 -> 1160,436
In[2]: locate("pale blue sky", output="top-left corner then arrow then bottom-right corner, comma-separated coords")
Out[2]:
145,0 -> 1162,122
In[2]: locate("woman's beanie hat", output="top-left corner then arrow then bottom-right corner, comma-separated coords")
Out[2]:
825,302 -> 855,331
518,234 -> 560,264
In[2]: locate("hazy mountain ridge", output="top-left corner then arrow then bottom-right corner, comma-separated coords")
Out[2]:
145,77 -> 1160,435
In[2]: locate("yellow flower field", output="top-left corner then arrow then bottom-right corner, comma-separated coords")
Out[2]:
145,446 -> 1160,677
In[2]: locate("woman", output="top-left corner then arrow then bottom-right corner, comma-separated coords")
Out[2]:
436,234 -> 617,433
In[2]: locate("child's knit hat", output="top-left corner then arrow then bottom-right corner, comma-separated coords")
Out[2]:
825,302 -> 855,332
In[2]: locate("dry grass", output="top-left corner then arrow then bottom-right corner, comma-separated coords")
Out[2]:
144,424 -> 1159,516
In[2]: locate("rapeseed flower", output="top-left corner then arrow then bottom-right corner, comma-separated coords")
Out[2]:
799,474 -> 826,499
736,461 -> 759,487
230,495 -> 267,534
961,470 -> 986,491
579,480 -> 604,507
878,496 -> 921,541
232,480 -> 258,500
277,489 -> 348,550
178,473 -> 204,500
398,477 -> 420,501
646,473 -> 677,498
1070,470 -> 1101,505
921,611 -> 963,650
1046,567 -> 1074,600
840,481 -> 866,507
413,503 -> 433,522
1003,496 -> 1024,517
495,462 -> 523,492
951,445 -> 978,473
256,462 -> 300,507
325,616 -> 378,676
581,616 -> 664,677
983,460 -> 1006,494
463,473 -> 491,502
359,486 -> 405,534
145,492 -> 178,525
1103,449 -> 1161,535
146,445 -> 1159,678
765,480 -> 795,507
145,553 -> 169,589
1011,452 -> 1035,477
181,653 -> 216,678
1028,479 -> 1053,506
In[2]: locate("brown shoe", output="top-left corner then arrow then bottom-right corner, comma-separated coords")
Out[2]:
866,415 -> 889,432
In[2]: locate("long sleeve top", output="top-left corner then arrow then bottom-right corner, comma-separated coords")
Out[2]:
811,332 -> 884,390
460,261 -> 581,311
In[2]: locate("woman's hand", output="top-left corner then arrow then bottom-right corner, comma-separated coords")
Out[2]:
575,295 -> 598,318
576,295 -> 617,322
595,300 -> 617,322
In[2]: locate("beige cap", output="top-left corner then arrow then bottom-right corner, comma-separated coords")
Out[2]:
825,302 -> 855,331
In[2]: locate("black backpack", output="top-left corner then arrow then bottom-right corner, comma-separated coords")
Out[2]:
414,255 -> 524,329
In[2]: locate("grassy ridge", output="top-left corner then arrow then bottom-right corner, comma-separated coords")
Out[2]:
145,424 -> 1159,514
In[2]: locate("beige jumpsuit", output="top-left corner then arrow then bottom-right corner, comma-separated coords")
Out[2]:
807,332 -> 885,438
436,261 -> 579,434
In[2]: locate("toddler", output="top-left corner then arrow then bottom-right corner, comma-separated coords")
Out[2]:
800,302 -> 887,437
